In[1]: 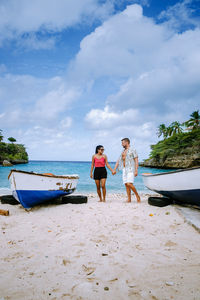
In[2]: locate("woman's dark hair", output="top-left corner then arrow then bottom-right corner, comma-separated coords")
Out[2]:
95,145 -> 103,154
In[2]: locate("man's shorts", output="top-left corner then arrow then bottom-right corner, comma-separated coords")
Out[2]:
122,169 -> 134,184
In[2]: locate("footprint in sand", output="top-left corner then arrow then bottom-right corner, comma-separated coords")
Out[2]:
132,224 -> 144,230
135,244 -> 143,250
165,240 -> 177,247
73,242 -> 85,246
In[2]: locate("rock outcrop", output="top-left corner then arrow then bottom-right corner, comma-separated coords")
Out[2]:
2,160 -> 13,167
140,146 -> 200,169
11,159 -> 28,164
0,142 -> 28,166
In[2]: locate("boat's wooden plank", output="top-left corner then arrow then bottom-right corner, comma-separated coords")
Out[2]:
8,169 -> 79,180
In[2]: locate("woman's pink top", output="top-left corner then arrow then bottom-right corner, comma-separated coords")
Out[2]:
94,156 -> 106,167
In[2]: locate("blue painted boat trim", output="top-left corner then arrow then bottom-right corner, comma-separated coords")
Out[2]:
156,189 -> 200,206
16,189 -> 74,209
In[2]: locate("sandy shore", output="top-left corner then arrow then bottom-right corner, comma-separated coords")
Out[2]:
0,193 -> 200,300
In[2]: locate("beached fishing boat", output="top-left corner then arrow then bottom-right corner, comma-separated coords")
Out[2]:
8,170 -> 79,209
142,167 -> 200,206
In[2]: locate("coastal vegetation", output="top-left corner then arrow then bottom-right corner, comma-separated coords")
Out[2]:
141,111 -> 200,169
0,129 -> 28,165
157,111 -> 200,139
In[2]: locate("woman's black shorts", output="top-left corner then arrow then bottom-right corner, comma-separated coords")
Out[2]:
93,167 -> 107,180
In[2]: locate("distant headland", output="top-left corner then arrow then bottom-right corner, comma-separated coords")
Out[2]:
140,110 -> 200,169
0,130 -> 28,166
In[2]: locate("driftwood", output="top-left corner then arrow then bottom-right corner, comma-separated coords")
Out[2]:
0,209 -> 9,216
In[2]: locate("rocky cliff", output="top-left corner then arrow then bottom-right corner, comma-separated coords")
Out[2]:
140,128 -> 200,169
140,146 -> 200,169
0,142 -> 28,166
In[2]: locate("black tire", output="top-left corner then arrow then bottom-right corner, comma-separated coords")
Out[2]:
148,196 -> 173,207
0,195 -> 19,205
61,195 -> 88,204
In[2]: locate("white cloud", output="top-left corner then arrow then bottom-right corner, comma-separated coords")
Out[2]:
33,86 -> 80,121
60,117 -> 72,129
0,73 -> 80,126
0,64 -> 7,73
85,105 -> 139,129
72,3 -> 200,160
158,0 -> 200,31
72,4 -> 200,118
0,112 -> 5,118
16,34 -> 56,50
69,4 -> 171,81
0,70 -> 81,159
0,0 -> 114,48
71,4 -> 200,104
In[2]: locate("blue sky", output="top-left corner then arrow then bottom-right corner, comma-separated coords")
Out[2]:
0,0 -> 200,161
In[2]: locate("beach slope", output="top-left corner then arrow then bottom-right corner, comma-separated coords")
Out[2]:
0,194 -> 200,300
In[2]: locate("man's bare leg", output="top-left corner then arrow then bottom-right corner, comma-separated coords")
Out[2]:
95,180 -> 102,202
125,183 -> 131,202
127,183 -> 141,203
101,178 -> 106,202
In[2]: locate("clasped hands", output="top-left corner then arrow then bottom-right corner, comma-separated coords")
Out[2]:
112,170 -> 116,175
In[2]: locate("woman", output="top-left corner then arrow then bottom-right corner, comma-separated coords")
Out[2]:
90,145 -> 113,202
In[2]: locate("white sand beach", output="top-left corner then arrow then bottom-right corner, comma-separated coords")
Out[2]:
0,193 -> 200,300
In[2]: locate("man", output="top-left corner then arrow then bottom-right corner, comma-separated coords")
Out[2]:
113,138 -> 141,203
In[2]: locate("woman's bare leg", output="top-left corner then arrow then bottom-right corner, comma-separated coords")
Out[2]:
95,180 -> 102,201
100,178 -> 106,202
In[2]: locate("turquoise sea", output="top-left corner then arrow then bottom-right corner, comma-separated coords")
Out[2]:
0,160 -> 172,193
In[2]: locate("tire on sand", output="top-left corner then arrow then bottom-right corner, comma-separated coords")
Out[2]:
148,196 -> 173,207
0,195 -> 19,205
61,195 -> 88,204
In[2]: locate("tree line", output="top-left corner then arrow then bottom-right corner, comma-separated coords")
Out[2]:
157,110 -> 200,139
0,130 -> 16,143
0,130 -> 28,163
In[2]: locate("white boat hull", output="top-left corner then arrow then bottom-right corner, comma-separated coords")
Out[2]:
8,170 -> 79,208
142,167 -> 200,206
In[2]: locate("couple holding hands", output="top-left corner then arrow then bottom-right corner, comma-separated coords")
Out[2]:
90,138 -> 141,203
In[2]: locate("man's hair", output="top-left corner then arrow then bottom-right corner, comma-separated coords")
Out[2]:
121,138 -> 130,144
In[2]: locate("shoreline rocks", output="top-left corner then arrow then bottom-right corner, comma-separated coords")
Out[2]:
2,160 -> 13,167
1,159 -> 28,166
140,152 -> 200,169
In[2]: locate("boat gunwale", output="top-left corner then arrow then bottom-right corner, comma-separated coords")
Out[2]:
142,166 -> 200,178
8,169 -> 79,180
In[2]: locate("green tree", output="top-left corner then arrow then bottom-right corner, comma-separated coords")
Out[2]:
8,137 -> 16,143
168,121 -> 183,136
157,124 -> 168,139
184,110 -> 200,130
0,129 -> 3,142
7,143 -> 17,155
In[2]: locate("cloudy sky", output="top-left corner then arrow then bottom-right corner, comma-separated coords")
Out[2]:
0,0 -> 199,161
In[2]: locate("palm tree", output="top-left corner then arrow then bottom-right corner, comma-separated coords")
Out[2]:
184,110 -> 200,130
157,124 -> 168,138
165,125 -> 172,137
8,137 -> 16,143
0,129 -> 3,142
168,121 -> 183,136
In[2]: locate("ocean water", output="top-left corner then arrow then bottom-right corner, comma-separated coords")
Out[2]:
0,160 -> 172,194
